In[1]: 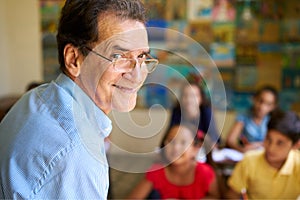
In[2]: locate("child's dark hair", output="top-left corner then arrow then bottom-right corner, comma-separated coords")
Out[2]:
172,81 -> 211,118
254,85 -> 279,104
180,81 -> 211,107
267,111 -> 300,144
159,122 -> 203,162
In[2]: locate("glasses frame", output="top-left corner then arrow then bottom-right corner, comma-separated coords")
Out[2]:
83,46 -> 158,73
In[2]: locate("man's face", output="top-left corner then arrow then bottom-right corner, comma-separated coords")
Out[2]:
77,19 -> 149,114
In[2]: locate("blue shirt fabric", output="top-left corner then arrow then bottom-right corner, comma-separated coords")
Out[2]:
236,112 -> 269,142
0,73 -> 112,199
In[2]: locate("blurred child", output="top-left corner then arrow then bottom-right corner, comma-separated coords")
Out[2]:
127,122 -> 220,199
226,111 -> 300,199
226,85 -> 278,152
170,81 -> 220,146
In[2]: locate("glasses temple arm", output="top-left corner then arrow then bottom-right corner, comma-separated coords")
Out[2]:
83,46 -> 113,62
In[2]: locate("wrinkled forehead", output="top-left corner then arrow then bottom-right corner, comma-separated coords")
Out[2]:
95,27 -> 149,53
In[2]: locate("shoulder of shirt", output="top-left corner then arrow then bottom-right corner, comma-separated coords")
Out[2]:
290,150 -> 300,176
196,162 -> 213,171
290,149 -> 300,161
243,149 -> 264,160
239,109 -> 252,117
236,111 -> 253,122
147,163 -> 164,173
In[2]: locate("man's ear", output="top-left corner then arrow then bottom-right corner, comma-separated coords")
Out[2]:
64,44 -> 83,79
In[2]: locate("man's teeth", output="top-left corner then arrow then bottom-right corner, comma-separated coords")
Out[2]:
114,85 -> 136,92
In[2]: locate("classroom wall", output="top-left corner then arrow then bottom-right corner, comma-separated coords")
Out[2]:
0,0 -> 42,97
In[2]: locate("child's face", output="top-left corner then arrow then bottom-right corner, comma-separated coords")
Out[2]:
181,85 -> 201,117
264,130 -> 293,167
253,91 -> 276,118
163,126 -> 197,164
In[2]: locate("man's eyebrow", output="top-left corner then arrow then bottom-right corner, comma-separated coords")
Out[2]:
144,49 -> 151,54
112,45 -> 150,54
138,49 -> 151,55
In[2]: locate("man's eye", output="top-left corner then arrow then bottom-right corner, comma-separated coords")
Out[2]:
137,53 -> 147,59
112,53 -> 123,59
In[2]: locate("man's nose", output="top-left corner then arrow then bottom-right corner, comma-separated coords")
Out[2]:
123,60 -> 147,83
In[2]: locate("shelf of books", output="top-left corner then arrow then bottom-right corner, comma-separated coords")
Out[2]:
40,0 -> 300,111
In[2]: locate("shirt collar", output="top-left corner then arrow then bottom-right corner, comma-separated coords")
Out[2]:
55,73 -> 112,137
279,150 -> 296,175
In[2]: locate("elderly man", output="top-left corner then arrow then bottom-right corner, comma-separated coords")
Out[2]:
0,0 -> 158,198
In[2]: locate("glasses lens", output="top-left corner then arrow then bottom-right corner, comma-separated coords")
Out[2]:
144,60 -> 158,73
114,58 -> 158,73
114,59 -> 136,72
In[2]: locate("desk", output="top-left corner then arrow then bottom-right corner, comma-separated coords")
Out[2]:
210,148 -> 242,199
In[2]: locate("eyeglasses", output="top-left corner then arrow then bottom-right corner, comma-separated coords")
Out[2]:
83,46 -> 158,73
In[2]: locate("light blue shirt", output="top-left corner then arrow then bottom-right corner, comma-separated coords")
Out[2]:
0,73 -> 112,199
236,112 -> 269,142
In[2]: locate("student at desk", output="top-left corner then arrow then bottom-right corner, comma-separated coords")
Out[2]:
226,85 -> 279,153
170,81 -> 220,146
128,123 -> 220,199
226,111 -> 300,199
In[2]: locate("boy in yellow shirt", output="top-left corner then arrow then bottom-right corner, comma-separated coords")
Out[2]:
227,111 -> 300,199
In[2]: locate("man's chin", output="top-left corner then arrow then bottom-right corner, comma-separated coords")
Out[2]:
117,106 -> 135,112
112,101 -> 136,112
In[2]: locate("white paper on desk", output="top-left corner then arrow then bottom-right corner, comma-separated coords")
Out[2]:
212,148 -> 244,162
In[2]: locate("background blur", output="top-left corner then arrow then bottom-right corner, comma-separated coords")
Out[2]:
1,0 -> 300,112
1,0 -> 300,198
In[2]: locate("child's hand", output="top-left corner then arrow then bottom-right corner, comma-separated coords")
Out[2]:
243,142 -> 263,152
